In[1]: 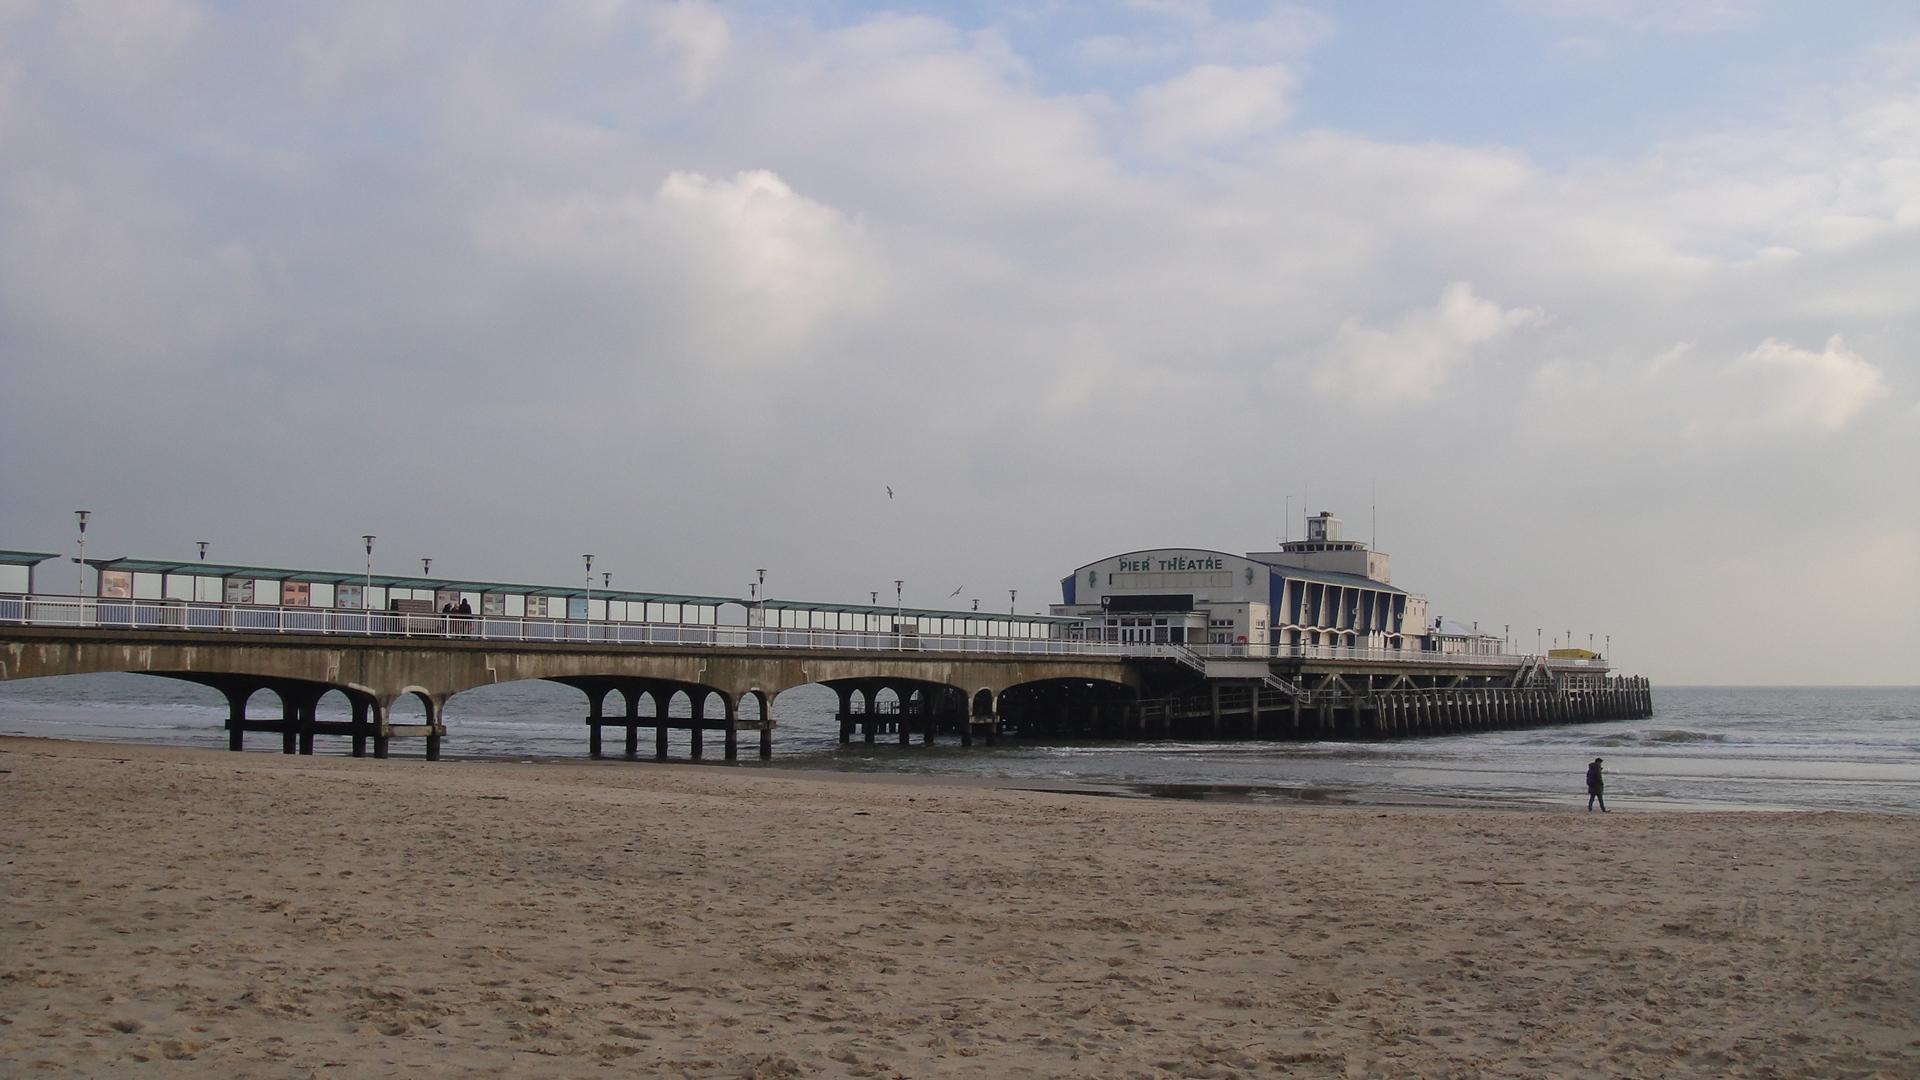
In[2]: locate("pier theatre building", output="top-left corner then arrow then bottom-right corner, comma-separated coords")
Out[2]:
1054,511 -> 1475,654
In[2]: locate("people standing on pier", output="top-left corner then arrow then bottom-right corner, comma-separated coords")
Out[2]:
456,598 -> 472,637
1587,757 -> 1607,812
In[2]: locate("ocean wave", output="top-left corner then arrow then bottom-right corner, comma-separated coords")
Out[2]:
1592,729 -> 1729,747
1642,730 -> 1729,744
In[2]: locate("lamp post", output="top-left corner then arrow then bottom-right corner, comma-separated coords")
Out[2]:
422,557 -> 432,577
756,568 -> 767,628
1605,634 -> 1610,661
73,510 -> 90,596
1009,588 -> 1017,616
894,579 -> 903,634
197,541 -> 208,561
1535,627 -> 1542,655
362,535 -> 375,631
583,554 -> 594,636
196,540 -> 209,602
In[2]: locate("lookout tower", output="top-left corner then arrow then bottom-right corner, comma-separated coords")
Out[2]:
1250,509 -> 1393,585
1305,511 -> 1342,543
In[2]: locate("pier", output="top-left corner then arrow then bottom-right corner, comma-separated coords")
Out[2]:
0,597 -> 1647,761
0,538 -> 1651,761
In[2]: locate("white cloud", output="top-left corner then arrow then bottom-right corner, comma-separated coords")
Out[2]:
1508,0 -> 1752,33
1134,64 -> 1293,152
0,173 -> 260,370
645,0 -> 730,99
1717,335 -> 1888,435
1079,2 -> 1332,68
1313,283 -> 1546,401
652,169 -> 877,331
470,169 -> 882,375
1,2 -> 1917,681
1523,335 -> 1891,447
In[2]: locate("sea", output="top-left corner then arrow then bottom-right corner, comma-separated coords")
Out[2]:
1,676 -> 1915,815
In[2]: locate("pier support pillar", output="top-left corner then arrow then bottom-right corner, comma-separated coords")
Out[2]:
222,684 -> 249,752
351,697 -> 369,757
280,692 -> 299,755
625,689 -> 640,761
722,694 -> 740,762
586,686 -> 607,760
296,695 -> 317,755
371,700 -> 390,759
689,690 -> 707,760
656,694 -> 670,761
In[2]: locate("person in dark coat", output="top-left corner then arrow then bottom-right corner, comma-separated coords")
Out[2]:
1587,757 -> 1607,812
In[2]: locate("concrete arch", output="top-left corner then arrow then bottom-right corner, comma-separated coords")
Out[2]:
995,676 -> 1141,739
3,626 -> 1141,761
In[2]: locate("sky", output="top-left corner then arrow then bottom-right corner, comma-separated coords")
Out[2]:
1,0 -> 1916,685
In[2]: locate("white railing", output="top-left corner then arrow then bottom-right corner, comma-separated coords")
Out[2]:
0,594 -> 1134,659
1140,641 -> 1606,668
0,593 -> 1609,668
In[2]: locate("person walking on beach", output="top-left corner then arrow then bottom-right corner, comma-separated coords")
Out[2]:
1587,757 -> 1607,812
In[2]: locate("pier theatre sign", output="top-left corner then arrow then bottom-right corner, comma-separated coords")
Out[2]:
1114,554 -> 1227,573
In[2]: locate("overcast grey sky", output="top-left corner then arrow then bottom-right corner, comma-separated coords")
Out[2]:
2,1 -> 1915,685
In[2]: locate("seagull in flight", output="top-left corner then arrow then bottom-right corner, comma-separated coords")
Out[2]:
950,585 -> 964,597
886,485 -> 894,499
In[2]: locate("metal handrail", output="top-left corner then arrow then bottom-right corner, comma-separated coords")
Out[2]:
0,593 -> 1611,668
0,593 -> 1134,659
1133,641 -> 1605,668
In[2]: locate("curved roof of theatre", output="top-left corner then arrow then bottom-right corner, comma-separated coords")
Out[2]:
1072,547 -> 1407,595
1074,546 -> 1248,569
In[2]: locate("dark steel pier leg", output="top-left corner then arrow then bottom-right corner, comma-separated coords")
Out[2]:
351,698 -> 368,757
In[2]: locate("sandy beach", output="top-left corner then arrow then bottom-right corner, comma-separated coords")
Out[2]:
2,737 -> 1915,1078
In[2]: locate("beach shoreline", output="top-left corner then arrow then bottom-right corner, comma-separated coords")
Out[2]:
3,736 -> 1916,1077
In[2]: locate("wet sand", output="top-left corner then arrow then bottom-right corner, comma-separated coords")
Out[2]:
2,736 -> 1916,1077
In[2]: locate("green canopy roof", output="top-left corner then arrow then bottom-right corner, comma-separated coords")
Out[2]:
83,557 -> 733,607
758,598 -> 1079,624
0,550 -> 59,566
